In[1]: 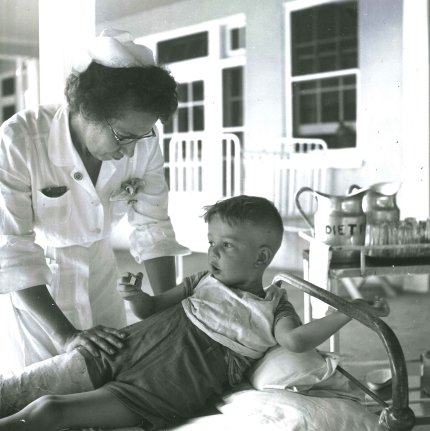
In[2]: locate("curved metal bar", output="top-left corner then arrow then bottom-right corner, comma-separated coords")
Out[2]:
273,272 -> 416,431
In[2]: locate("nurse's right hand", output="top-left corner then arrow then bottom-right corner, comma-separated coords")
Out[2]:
64,325 -> 127,357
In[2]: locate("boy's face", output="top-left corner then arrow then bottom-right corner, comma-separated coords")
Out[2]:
207,214 -> 262,290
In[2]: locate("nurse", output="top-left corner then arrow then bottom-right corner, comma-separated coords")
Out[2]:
0,29 -> 189,370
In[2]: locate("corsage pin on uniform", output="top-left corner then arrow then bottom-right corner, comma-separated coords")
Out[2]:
110,178 -> 145,204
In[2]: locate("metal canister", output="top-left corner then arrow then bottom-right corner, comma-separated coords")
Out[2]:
349,182 -> 401,224
295,186 -> 366,263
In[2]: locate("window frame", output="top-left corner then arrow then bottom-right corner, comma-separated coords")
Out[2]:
284,0 -> 362,164
0,71 -> 17,123
223,21 -> 246,58
136,15 -> 246,147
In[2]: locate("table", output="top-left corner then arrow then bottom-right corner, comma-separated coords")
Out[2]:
299,231 -> 430,351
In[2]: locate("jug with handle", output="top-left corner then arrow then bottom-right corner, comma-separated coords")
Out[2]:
348,182 -> 401,224
295,186 -> 367,262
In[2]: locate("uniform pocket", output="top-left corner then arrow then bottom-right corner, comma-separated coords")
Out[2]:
35,189 -> 72,225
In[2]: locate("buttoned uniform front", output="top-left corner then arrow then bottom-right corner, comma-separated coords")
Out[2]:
0,104 -> 188,370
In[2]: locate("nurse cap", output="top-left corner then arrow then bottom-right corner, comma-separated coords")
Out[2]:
72,28 -> 155,75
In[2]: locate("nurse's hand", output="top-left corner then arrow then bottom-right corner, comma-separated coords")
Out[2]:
64,325 -> 127,357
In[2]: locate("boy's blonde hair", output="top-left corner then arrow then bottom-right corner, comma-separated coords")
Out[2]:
203,195 -> 284,253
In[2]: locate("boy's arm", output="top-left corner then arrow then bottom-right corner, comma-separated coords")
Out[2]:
274,312 -> 351,353
274,297 -> 389,353
117,272 -> 187,319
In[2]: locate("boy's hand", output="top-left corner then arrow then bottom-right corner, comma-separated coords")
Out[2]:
352,296 -> 390,317
117,272 -> 144,300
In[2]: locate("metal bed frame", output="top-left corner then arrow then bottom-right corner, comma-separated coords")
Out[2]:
273,272 -> 417,431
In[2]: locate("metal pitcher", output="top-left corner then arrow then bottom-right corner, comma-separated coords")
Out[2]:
348,182 -> 401,224
295,186 -> 367,262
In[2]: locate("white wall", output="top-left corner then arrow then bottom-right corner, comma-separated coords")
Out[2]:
319,0 -> 403,196
400,0 -> 430,218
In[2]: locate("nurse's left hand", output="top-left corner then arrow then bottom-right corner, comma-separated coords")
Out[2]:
64,325 -> 127,357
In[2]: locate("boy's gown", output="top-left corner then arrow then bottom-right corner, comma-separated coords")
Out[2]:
0,272 -> 300,429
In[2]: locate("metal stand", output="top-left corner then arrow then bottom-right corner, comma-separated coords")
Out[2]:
299,231 -> 430,351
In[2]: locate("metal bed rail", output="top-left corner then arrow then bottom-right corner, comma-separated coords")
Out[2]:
273,272 -> 415,431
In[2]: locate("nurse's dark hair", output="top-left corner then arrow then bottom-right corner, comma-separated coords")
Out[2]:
203,195 -> 284,248
65,62 -> 178,123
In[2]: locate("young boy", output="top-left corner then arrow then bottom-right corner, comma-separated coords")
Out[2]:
0,195 -> 387,431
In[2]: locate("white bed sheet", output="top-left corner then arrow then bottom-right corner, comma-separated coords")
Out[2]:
82,386 -> 382,431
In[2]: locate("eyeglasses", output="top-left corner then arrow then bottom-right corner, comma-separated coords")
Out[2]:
105,119 -> 156,146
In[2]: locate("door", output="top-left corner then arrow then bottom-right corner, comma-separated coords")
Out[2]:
161,59 -> 225,197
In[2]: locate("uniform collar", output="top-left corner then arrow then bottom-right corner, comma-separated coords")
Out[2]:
47,104 -> 119,190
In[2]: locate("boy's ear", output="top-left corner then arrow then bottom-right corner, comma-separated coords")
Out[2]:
255,246 -> 273,267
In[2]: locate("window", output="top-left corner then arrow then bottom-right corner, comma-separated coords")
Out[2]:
2,77 -> 15,97
2,105 -> 16,121
167,80 -> 205,133
223,66 -> 244,127
222,66 -> 244,196
223,25 -> 246,57
287,0 -> 358,149
1,74 -> 17,123
143,16 -> 245,195
157,32 -> 208,64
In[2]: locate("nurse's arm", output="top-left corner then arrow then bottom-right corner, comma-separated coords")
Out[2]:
143,255 -> 176,294
13,285 -> 127,357
13,284 -> 77,343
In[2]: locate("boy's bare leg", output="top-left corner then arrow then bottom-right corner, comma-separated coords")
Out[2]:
0,387 -> 142,431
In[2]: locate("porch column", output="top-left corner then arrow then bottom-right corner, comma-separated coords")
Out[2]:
38,0 -> 95,104
401,0 -> 430,218
402,0 -> 430,292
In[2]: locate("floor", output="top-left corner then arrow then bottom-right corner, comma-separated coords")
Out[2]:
115,250 -> 430,429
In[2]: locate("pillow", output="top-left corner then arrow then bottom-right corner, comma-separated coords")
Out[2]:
218,387 -> 383,431
248,345 -> 339,391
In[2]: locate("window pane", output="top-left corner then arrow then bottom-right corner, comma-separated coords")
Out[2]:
321,77 -> 339,88
343,75 -> 356,85
157,32 -> 208,64
340,3 -> 358,36
2,105 -> 15,121
192,81 -> 204,101
300,94 -> 318,124
163,117 -> 174,134
321,90 -> 339,122
294,46 -> 315,75
177,83 -> 188,103
340,42 -> 358,68
292,10 -> 314,43
223,66 -> 244,127
335,122 -> 356,148
164,167 -> 170,188
230,27 -> 245,50
293,74 -> 356,145
300,80 -> 317,90
343,89 -> 356,120
291,2 -> 357,76
317,5 -> 336,40
2,77 -> 15,96
163,138 -> 170,162
178,108 -> 189,132
193,106 -> 204,131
